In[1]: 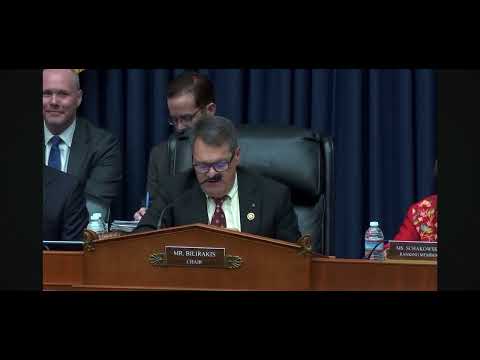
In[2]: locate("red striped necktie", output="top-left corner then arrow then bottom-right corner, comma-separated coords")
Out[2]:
210,196 -> 227,228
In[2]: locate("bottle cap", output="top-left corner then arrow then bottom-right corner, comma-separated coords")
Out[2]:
369,221 -> 379,227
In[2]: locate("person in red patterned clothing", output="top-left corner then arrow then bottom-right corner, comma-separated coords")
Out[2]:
393,194 -> 437,241
393,160 -> 438,242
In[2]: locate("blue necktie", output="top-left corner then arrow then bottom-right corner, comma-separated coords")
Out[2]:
48,136 -> 62,171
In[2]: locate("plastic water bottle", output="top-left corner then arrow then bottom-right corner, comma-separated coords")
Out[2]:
364,221 -> 384,261
87,213 -> 107,235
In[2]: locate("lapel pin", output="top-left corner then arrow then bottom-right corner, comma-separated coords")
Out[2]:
247,212 -> 255,221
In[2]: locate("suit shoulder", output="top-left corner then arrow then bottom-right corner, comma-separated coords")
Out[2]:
79,118 -> 119,144
150,141 -> 168,157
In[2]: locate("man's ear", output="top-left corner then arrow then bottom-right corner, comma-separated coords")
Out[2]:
235,146 -> 240,162
76,89 -> 83,108
206,102 -> 216,115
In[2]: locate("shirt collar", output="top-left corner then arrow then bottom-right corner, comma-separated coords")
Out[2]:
226,173 -> 238,200
44,118 -> 77,147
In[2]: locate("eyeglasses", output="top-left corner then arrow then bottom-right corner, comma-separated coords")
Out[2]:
193,153 -> 235,174
168,108 -> 202,127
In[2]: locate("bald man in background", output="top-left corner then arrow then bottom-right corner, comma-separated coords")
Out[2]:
43,69 -> 122,218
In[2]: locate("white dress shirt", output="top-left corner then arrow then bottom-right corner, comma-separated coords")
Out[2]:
206,174 -> 241,231
44,119 -> 77,173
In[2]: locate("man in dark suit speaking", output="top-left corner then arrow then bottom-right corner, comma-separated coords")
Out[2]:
135,115 -> 301,243
43,165 -> 89,242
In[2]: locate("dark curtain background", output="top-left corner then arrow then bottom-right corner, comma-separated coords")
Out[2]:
78,69 -> 437,259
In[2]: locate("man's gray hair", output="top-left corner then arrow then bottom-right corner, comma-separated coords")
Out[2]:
71,71 -> 81,90
192,115 -> 238,152
43,69 -> 81,90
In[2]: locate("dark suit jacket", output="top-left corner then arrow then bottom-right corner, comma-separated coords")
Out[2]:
146,141 -> 170,201
43,166 -> 89,241
44,117 -> 122,206
146,131 -> 191,202
135,167 -> 301,243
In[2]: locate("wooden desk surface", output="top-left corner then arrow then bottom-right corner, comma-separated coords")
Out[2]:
43,251 -> 437,291
311,257 -> 436,291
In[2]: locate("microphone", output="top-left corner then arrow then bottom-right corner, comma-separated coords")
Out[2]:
156,173 -> 222,229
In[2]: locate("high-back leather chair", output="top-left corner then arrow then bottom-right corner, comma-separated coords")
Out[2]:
166,126 -> 334,255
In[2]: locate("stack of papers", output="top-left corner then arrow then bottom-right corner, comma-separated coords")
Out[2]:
110,220 -> 139,233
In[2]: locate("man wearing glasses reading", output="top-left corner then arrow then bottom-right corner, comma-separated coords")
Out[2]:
134,115 -> 301,243
133,71 -> 216,220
